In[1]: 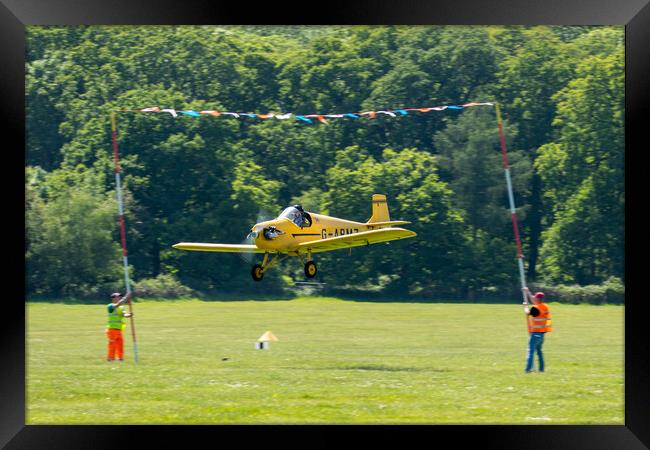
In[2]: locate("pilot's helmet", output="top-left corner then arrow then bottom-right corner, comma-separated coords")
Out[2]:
293,204 -> 304,212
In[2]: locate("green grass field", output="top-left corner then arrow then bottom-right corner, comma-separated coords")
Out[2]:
26,297 -> 624,424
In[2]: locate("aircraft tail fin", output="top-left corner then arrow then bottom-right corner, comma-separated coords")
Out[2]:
367,194 -> 390,223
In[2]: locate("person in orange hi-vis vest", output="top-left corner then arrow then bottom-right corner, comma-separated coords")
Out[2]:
522,287 -> 552,373
106,292 -> 133,361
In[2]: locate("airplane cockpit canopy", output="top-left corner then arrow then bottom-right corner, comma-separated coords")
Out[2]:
278,206 -> 311,227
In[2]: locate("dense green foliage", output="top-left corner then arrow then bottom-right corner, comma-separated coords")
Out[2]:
25,25 -> 624,299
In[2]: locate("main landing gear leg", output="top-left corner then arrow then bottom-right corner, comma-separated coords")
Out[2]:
252,253 -> 286,282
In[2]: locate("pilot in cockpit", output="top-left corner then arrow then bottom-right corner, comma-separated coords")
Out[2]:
292,204 -> 308,227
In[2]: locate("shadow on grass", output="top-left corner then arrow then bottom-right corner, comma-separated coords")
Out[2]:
27,294 -> 517,305
28,284 -> 594,305
26,291 -> 527,305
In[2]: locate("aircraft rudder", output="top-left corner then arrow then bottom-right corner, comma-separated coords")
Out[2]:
367,194 -> 390,223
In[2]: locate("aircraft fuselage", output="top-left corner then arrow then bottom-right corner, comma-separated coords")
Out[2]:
251,213 -> 373,252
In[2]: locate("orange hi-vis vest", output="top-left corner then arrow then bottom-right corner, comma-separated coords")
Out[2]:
528,302 -> 552,333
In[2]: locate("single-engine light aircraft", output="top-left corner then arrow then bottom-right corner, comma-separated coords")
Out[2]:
173,194 -> 416,281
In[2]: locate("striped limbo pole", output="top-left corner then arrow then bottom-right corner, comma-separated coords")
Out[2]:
111,111 -> 139,363
494,103 -> 528,305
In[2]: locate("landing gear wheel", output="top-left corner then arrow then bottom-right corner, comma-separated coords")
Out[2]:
251,264 -> 264,281
304,261 -> 317,278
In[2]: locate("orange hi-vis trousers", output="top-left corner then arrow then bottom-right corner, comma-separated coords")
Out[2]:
106,328 -> 124,360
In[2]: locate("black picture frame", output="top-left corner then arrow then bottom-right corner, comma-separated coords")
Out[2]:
5,0 -> 647,447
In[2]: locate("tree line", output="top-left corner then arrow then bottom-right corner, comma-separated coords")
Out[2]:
25,25 -> 624,299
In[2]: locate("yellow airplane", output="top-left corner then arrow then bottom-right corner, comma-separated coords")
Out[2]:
173,194 -> 416,281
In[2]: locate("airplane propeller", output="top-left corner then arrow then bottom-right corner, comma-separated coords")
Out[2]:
238,232 -> 257,264
237,208 -> 274,264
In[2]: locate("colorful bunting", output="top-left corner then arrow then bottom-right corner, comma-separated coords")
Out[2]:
121,102 -> 494,124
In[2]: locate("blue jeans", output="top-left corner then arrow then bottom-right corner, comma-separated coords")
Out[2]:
525,332 -> 545,372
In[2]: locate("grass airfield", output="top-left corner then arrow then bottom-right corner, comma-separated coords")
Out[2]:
26,297 -> 623,424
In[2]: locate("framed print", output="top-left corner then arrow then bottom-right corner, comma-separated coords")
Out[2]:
6,0 -> 648,447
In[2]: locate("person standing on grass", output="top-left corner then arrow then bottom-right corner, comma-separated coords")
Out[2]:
106,292 -> 132,361
522,287 -> 552,373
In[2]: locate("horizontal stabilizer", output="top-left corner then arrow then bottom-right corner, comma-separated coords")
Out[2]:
173,243 -> 266,253
365,220 -> 410,227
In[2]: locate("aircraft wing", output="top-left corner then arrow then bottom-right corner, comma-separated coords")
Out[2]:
172,243 -> 266,253
296,227 -> 416,254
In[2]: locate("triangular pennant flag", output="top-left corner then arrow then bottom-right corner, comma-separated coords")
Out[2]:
180,110 -> 201,117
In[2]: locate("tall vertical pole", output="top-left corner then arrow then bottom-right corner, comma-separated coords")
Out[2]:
495,103 -> 528,306
111,112 -> 139,363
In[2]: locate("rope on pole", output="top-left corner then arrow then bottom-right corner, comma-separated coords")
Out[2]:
111,111 -> 139,363
494,103 -> 528,306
